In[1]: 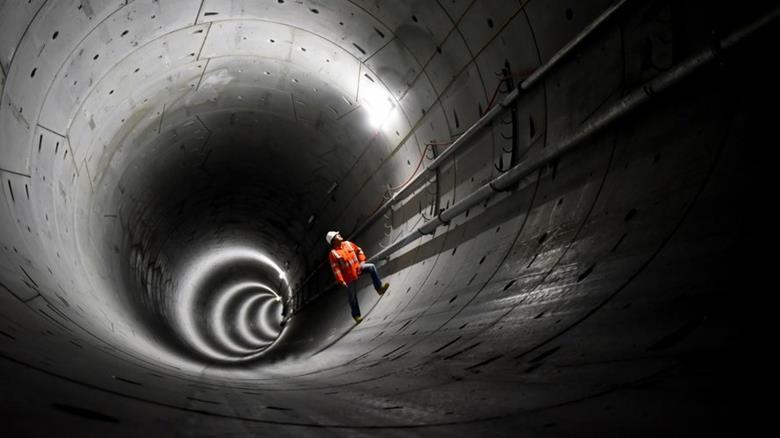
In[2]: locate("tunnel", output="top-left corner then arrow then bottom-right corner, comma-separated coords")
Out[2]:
0,0 -> 775,436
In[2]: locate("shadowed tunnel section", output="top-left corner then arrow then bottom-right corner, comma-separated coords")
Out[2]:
0,1 -> 774,436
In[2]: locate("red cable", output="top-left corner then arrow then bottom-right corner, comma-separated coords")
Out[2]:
367,68 -> 535,218
366,140 -> 450,217
484,68 -> 537,111
387,142 -> 442,192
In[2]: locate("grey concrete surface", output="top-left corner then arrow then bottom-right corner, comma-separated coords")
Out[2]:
0,0 -> 775,436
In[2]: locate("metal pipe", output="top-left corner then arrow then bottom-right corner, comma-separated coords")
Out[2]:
350,0 -> 632,239
425,89 -> 518,172
519,0 -> 630,90
368,11 -> 776,263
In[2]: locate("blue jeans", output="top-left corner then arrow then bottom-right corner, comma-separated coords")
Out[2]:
345,263 -> 383,318
360,263 -> 383,290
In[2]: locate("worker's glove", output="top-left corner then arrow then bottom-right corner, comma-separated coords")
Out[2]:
340,282 -> 348,288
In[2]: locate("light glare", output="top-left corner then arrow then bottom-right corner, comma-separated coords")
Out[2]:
360,80 -> 396,128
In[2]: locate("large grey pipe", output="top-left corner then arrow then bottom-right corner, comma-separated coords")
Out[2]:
369,9 -> 777,264
354,0 -> 633,241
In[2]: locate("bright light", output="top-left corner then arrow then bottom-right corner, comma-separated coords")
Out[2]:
360,80 -> 396,128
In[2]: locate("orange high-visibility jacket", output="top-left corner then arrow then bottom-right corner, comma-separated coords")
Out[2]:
329,241 -> 366,285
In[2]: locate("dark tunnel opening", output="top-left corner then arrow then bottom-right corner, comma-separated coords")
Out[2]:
98,106 -> 319,363
0,0 -> 776,436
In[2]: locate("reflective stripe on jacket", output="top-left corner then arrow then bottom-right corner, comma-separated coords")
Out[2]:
329,241 -> 366,285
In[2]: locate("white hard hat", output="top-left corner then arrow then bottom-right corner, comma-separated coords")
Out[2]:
325,231 -> 340,245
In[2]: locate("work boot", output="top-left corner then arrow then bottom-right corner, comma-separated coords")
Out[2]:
376,283 -> 389,296
353,315 -> 364,324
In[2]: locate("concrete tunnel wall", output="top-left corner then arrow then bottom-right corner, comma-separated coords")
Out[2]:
0,0 -> 774,436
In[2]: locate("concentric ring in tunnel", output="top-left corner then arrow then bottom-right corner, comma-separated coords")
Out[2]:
237,294 -> 279,346
176,246 -> 291,362
255,297 -> 283,340
210,282 -> 279,355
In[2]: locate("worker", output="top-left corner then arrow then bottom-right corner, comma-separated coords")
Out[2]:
326,231 -> 389,323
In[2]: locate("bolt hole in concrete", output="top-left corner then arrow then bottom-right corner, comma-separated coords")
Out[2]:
51,404 -> 119,423
577,265 -> 595,282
